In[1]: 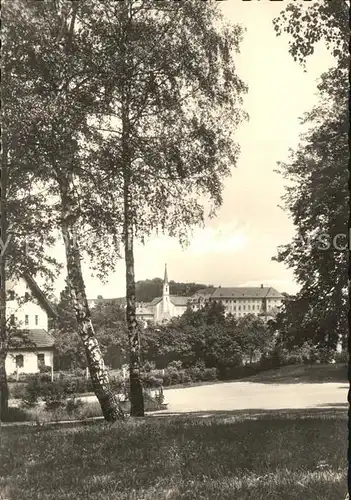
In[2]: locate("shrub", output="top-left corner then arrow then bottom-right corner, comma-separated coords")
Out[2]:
9,383 -> 27,400
167,360 -> 183,371
335,350 -> 348,364
21,377 -> 42,407
185,367 -> 204,382
200,368 -> 217,381
66,397 -> 85,415
143,361 -> 156,373
42,381 -> 69,411
39,365 -> 52,374
317,346 -> 336,364
142,375 -> 163,389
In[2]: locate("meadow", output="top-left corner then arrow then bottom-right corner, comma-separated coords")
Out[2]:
0,407 -> 347,500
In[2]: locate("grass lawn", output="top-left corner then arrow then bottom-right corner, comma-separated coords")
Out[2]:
246,363 -> 347,384
3,396 -> 166,424
0,408 -> 347,500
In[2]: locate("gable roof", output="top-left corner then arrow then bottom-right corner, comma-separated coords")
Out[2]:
23,273 -> 58,318
147,296 -> 189,307
9,329 -> 55,350
190,287 -> 215,299
170,296 -> 189,306
150,297 -> 162,306
211,287 -> 283,299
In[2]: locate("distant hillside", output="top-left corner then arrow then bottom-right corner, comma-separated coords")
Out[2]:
135,278 -> 213,303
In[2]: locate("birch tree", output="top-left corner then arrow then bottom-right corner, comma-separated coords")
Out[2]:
3,0 -> 124,421
86,0 -> 247,416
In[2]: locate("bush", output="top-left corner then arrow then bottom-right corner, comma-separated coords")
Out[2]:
7,371 -> 51,383
21,377 -> 42,407
335,350 -> 348,364
167,360 -> 183,371
143,361 -> 156,373
39,365 -> 52,374
142,375 -> 163,389
200,368 -> 217,381
66,397 -> 85,415
9,383 -> 27,400
317,346 -> 336,364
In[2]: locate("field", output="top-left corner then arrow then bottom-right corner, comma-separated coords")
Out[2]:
0,407 -> 347,500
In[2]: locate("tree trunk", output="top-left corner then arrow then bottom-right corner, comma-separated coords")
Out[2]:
120,14 -> 145,417
123,188 -> 145,417
59,175 -> 124,421
0,128 -> 9,419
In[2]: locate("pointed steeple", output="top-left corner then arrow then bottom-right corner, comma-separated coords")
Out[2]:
164,263 -> 168,284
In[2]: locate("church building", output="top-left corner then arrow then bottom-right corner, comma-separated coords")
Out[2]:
135,265 -> 189,325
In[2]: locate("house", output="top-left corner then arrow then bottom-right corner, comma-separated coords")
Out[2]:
5,274 -> 57,375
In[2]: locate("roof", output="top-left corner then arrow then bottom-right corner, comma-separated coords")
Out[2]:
148,296 -> 189,306
170,296 -> 189,306
211,287 -> 283,299
9,329 -> 55,350
190,287 -> 216,299
23,273 -> 58,318
150,297 -> 162,306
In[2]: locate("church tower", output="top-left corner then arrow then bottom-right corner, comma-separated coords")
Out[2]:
162,263 -> 170,320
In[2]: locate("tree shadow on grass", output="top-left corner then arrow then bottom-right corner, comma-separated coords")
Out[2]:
1,405 -> 347,500
147,406 -> 347,421
244,364 -> 348,385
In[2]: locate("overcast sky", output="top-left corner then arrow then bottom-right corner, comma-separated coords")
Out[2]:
51,0 -> 335,300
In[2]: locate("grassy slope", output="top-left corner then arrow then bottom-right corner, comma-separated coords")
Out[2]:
0,408 -> 347,500
245,363 -> 348,384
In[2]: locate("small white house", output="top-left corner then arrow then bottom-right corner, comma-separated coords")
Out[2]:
5,274 -> 57,376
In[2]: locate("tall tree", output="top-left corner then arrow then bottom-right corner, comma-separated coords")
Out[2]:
3,0 -> 124,421
1,1 -> 62,416
272,92 -> 348,351
87,0 -> 247,416
273,3 -> 349,495
272,0 -> 348,351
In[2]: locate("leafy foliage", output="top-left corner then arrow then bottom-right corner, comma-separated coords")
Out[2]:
271,0 -> 348,351
135,278 -> 212,303
141,304 -> 273,370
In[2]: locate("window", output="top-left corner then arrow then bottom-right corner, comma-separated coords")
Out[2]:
10,314 -> 15,326
16,354 -> 24,368
24,292 -> 30,301
35,315 -> 39,326
8,290 -> 15,300
37,353 -> 45,368
25,315 -> 29,326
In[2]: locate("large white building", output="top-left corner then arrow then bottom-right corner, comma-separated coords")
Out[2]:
5,274 -> 57,375
207,285 -> 283,321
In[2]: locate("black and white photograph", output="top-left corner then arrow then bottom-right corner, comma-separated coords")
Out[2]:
1,0 -> 349,499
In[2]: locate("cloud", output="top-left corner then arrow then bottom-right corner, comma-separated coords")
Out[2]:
144,224 -> 248,256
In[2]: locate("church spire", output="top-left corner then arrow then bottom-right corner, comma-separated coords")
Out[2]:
164,263 -> 168,284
